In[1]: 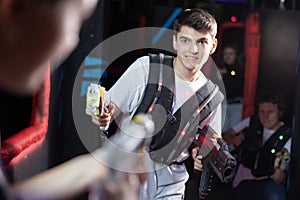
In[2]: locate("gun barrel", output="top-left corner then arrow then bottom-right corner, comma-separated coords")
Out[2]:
220,157 -> 236,183
197,125 -> 237,183
206,146 -> 236,183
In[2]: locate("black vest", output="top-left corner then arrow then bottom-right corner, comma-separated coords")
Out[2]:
134,53 -> 224,165
240,116 -> 291,177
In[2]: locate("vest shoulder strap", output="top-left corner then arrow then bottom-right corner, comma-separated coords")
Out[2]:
134,53 -> 174,114
249,115 -> 264,136
172,80 -> 223,128
263,124 -> 291,151
194,79 -> 224,124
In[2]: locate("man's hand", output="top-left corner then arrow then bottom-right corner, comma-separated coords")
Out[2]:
91,102 -> 115,127
273,151 -> 288,184
223,128 -> 245,147
232,133 -> 245,147
192,146 -> 203,171
100,166 -> 147,200
272,168 -> 286,184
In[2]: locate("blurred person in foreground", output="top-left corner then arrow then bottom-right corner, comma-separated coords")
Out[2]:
0,0 -> 145,199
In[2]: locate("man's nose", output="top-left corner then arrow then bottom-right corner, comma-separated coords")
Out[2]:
263,113 -> 269,119
189,42 -> 199,53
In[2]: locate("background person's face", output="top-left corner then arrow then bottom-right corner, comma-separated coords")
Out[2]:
222,47 -> 236,66
258,102 -> 281,129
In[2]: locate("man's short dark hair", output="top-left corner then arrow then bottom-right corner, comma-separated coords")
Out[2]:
173,8 -> 217,38
256,91 -> 286,113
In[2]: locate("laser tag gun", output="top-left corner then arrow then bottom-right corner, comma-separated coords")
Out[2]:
194,125 -> 237,199
275,148 -> 290,171
88,113 -> 154,199
85,83 -> 108,116
86,83 -> 111,132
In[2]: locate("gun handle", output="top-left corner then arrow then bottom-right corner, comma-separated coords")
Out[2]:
199,159 -> 214,199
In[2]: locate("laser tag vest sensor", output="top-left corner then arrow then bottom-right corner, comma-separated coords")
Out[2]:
134,53 -> 224,165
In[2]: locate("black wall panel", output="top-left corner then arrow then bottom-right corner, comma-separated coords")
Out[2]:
257,10 -> 300,124
48,0 -> 109,165
256,9 -> 300,199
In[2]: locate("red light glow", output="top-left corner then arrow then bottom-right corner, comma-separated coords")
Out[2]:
231,16 -> 237,23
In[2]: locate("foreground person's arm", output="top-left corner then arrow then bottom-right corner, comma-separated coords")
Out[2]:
10,150 -> 108,200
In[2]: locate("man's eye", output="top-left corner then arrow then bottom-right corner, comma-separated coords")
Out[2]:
198,41 -> 205,45
181,39 -> 190,44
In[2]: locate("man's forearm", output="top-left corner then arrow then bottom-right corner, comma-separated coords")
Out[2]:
11,152 -> 107,200
222,128 -> 236,144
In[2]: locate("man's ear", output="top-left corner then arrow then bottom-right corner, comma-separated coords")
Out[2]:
173,35 -> 178,51
210,38 -> 218,55
278,110 -> 283,118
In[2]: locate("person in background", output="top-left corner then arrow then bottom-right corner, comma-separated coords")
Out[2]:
223,91 -> 291,200
0,0 -> 144,199
219,44 -> 244,131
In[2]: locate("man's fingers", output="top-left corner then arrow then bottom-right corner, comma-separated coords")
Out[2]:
192,148 -> 199,159
91,114 -> 110,126
91,116 -> 101,125
194,160 -> 203,171
108,102 -> 115,114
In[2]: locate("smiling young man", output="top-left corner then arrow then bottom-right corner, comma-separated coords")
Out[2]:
92,8 -> 222,199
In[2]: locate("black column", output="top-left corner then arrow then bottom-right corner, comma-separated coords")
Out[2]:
48,0 -> 110,165
289,32 -> 300,200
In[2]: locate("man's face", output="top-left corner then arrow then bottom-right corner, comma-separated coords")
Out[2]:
222,47 -> 236,66
173,25 -> 217,72
45,0 -> 98,66
258,102 -> 281,129
0,0 -> 98,94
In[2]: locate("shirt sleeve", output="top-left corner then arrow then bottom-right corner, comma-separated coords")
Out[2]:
284,138 -> 292,153
232,117 -> 251,133
109,56 -> 149,115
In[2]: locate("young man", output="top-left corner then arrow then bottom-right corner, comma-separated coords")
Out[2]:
223,91 -> 291,200
0,0 -> 144,199
93,8 -> 222,199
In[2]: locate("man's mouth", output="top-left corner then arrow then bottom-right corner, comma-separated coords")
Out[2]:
185,56 -> 198,61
